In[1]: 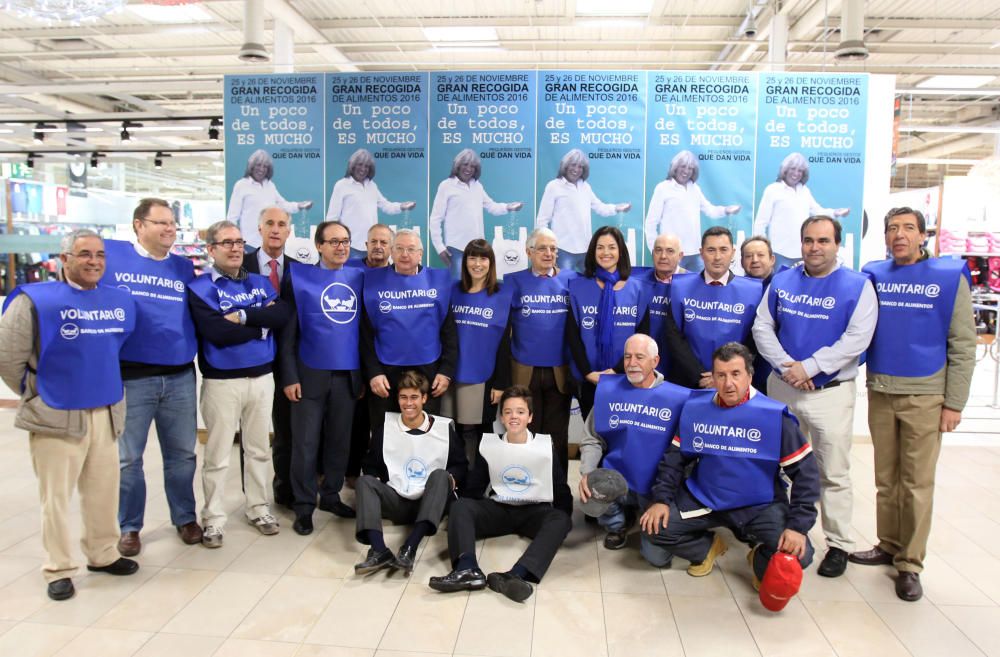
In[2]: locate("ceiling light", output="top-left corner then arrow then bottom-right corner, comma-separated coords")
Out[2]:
90,152 -> 100,168
33,130 -> 44,144
209,118 -> 222,142
127,3 -> 212,24
423,27 -> 499,42
916,75 -> 996,89
26,152 -> 35,168
576,0 -> 654,16
154,156 -> 163,169
5,0 -> 125,22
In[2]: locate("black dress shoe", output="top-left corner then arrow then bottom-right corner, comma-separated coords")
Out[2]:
896,572 -> 923,601
319,499 -> 357,518
87,557 -> 139,576
849,545 -> 894,566
47,578 -> 75,601
394,545 -> 417,575
354,548 -> 394,575
487,571 -> 533,602
818,547 -> 849,577
428,568 -> 487,593
293,514 -> 314,536
603,530 -> 628,550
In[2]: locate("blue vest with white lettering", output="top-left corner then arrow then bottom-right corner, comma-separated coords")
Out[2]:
188,273 -> 277,370
593,375 -> 690,497
100,239 -> 196,366
636,268 -> 672,375
7,282 -> 135,410
568,276 -> 647,378
670,273 -> 763,371
363,266 -> 451,366
289,261 -> 363,371
451,283 -> 513,384
768,265 -> 868,387
508,268 -> 577,367
679,390 -> 784,511
863,257 -> 968,377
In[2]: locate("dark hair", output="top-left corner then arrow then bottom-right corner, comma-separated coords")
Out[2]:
500,385 -> 534,415
133,197 -> 171,225
314,220 -> 351,247
460,239 -> 499,294
584,225 -> 631,279
884,206 -> 927,234
800,215 -> 842,244
701,225 -> 734,247
740,235 -> 773,257
397,370 -> 429,396
712,342 -> 754,376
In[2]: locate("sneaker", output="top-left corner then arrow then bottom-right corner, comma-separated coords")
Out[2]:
249,513 -> 280,535
603,530 -> 628,550
747,545 -> 761,591
202,525 -> 224,549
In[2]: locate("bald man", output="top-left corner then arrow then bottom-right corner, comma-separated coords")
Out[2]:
637,234 -> 687,378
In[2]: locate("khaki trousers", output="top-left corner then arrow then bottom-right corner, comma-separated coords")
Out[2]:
768,373 -> 856,551
867,390 -> 944,573
200,375 -> 275,529
29,407 -> 121,583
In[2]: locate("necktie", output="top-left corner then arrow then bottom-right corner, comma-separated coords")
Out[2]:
709,280 -> 723,286
268,259 -> 280,292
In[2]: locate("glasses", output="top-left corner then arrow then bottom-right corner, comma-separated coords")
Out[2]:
142,219 -> 177,229
393,246 -> 421,255
65,250 -> 105,261
211,239 -> 246,250
320,238 -> 351,247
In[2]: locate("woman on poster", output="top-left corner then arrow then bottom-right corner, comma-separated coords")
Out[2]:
226,149 -> 313,249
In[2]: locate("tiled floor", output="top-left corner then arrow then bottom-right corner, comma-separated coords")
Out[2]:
0,359 -> 997,657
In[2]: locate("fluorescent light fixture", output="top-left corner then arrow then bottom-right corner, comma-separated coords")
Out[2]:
127,125 -> 203,133
423,26 -> 499,42
127,3 -> 213,23
576,0 -> 654,16
916,75 -> 996,89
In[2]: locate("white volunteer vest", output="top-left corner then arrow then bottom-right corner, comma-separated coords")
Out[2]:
480,432 -> 554,505
383,413 -> 451,500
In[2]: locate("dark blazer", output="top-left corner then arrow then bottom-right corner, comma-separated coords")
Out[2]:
244,248 -> 299,363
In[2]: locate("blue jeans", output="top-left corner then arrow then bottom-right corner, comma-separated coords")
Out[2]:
118,370 -> 198,532
557,250 -> 585,273
598,491 -> 646,533
447,246 -> 465,280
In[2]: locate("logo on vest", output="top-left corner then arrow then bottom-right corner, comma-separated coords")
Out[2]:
378,300 -> 392,314
404,458 -> 428,481
501,465 -> 532,494
747,428 -> 761,442
112,272 -> 185,293
875,281 -> 941,298
503,249 -> 520,266
521,305 -> 531,317
581,316 -> 595,330
776,289 -> 837,310
60,323 -> 80,340
683,308 -> 696,322
296,247 -> 310,260
693,436 -> 704,452
608,414 -> 620,428
220,300 -> 233,311
320,282 -> 358,324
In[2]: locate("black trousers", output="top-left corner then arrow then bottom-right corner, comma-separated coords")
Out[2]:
528,367 -> 571,477
447,498 -> 571,582
270,377 -> 295,504
347,390 -> 371,478
576,380 -> 597,429
290,371 -> 355,515
355,470 -> 452,542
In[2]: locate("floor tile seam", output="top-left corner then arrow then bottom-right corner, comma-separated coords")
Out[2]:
93,565 -> 223,633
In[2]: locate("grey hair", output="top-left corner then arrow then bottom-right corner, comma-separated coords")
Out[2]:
392,228 -> 423,249
206,220 -> 240,245
61,228 -> 102,254
626,333 -> 659,359
368,223 -> 395,239
258,206 -> 290,226
526,227 -> 557,250
345,148 -> 376,180
668,150 -> 700,183
244,149 -> 273,180
557,148 -> 589,181
777,152 -> 809,185
450,148 -> 482,180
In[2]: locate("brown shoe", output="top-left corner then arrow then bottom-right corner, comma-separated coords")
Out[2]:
176,522 -> 203,545
848,545 -> 894,566
895,572 -> 923,601
118,531 -> 141,557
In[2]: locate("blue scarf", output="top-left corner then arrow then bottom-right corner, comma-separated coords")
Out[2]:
594,268 -> 621,370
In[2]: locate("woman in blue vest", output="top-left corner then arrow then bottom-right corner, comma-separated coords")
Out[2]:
566,226 -> 650,419
443,239 -> 512,495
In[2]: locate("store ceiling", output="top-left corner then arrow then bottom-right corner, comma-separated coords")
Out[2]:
1,0 -> 998,195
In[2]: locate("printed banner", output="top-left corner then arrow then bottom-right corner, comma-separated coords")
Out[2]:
224,74 -> 324,246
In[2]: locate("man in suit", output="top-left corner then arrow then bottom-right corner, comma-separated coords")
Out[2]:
279,221 -> 363,534
244,206 -> 299,507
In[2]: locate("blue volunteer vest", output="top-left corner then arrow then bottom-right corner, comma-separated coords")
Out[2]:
768,266 -> 868,387
451,283 -> 513,384
508,268 -> 577,367
363,266 -> 451,366
188,273 -> 277,370
637,268 -> 672,375
863,257 -> 969,377
679,390 -> 785,511
289,261 -> 363,371
568,276 -> 648,378
6,282 -> 135,410
670,273 -> 763,371
100,239 -> 197,366
593,375 -> 690,497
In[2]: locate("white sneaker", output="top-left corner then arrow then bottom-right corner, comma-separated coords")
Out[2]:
248,513 -> 280,536
202,525 -> 224,549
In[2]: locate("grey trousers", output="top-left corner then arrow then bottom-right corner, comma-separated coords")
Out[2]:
354,469 -> 452,542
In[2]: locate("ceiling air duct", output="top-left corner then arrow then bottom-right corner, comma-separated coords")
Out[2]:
835,0 -> 868,61
239,0 -> 269,62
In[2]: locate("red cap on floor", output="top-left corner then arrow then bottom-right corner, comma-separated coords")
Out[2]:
759,553 -> 803,612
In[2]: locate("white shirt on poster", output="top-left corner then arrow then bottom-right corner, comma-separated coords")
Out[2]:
535,178 -> 617,254
754,181 -> 834,258
429,177 -> 509,254
325,177 -> 404,251
226,178 -> 300,249
645,179 -> 730,254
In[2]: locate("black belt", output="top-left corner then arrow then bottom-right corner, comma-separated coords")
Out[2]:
816,380 -> 842,390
